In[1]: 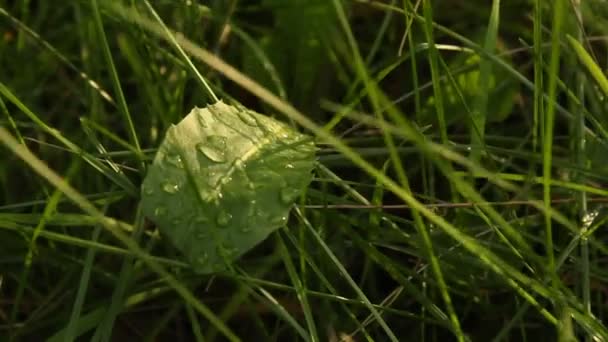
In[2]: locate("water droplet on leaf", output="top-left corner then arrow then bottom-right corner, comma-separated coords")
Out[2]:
196,135 -> 227,163
237,110 -> 258,126
165,153 -> 184,168
162,181 -> 180,194
217,210 -> 232,227
140,102 -> 316,275
271,214 -> 288,226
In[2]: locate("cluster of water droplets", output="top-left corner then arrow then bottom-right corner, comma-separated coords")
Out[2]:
196,135 -> 228,163
141,105 -> 316,273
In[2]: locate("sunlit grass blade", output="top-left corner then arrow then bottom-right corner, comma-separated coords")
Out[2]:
567,35 -> 608,96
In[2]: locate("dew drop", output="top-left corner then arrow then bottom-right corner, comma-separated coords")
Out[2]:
216,210 -> 232,227
165,153 -> 184,168
271,214 -> 288,226
154,206 -> 168,217
198,187 -> 213,201
240,226 -> 253,233
162,181 -> 180,194
285,163 -> 295,169
280,187 -> 301,203
196,135 -> 227,163
237,110 -> 258,126
582,209 -> 600,229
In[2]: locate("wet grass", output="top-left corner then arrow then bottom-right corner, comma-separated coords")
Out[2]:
2,0 -> 608,341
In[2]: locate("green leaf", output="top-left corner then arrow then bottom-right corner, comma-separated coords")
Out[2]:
141,101 -> 316,274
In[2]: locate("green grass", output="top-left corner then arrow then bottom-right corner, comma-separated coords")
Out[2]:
2,0 -> 608,341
